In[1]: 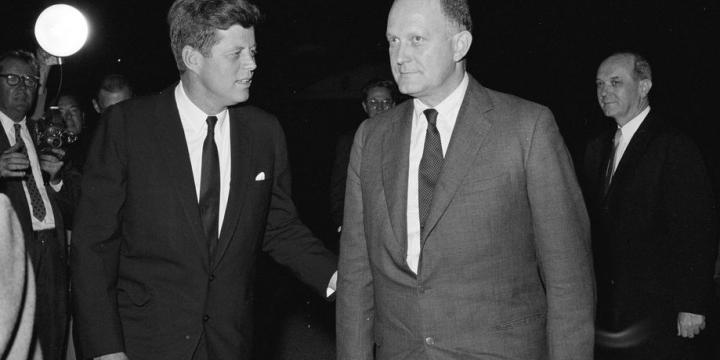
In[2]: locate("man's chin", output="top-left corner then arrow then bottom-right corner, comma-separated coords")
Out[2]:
228,91 -> 250,106
397,83 -> 421,97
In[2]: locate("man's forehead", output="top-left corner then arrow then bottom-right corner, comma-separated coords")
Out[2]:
59,97 -> 79,106
214,25 -> 255,46
367,87 -> 392,97
0,58 -> 35,74
598,57 -> 634,79
388,0 -> 445,29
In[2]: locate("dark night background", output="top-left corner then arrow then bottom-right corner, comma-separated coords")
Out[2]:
3,0 -> 719,358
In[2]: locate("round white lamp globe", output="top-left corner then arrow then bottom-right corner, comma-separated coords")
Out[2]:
34,4 -> 89,58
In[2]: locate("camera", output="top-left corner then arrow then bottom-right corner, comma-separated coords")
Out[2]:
35,106 -> 78,157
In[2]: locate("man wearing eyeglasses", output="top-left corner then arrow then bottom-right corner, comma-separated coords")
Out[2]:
330,79 -> 397,234
361,79 -> 397,118
0,49 -> 76,360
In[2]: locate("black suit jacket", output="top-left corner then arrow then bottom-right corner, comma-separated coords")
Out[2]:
71,86 -> 337,360
584,111 -> 718,355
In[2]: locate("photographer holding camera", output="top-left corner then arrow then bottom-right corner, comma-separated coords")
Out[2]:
0,49 -> 77,360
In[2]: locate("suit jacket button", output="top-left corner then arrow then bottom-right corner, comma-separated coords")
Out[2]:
203,315 -> 210,322
209,274 -> 215,281
425,337 -> 434,345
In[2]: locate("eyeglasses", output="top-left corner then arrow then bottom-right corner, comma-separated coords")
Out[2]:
0,73 -> 40,88
366,98 -> 394,109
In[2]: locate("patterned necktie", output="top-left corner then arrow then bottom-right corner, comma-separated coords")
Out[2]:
199,116 -> 220,257
418,108 -> 443,229
602,127 -> 622,195
14,123 -> 46,221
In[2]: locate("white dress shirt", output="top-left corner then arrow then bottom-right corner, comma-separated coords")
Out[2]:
611,106 -> 650,175
0,111 -> 56,230
406,73 -> 470,273
174,83 -> 338,295
174,83 -> 231,235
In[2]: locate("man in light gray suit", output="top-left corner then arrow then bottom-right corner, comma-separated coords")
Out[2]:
336,0 -> 595,359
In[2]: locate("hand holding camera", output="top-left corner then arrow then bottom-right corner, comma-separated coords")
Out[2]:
0,142 -> 30,179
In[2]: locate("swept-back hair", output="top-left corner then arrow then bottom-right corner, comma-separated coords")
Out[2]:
167,0 -> 261,72
0,50 -> 39,75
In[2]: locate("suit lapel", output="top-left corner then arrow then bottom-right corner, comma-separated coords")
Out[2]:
382,102 -> 413,254
421,77 -> 493,244
150,86 -> 210,268
604,112 -> 657,199
212,106 -> 252,269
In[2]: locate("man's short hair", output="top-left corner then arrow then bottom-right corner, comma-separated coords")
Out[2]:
630,53 -> 652,82
97,74 -> 133,97
167,0 -> 262,73
608,51 -> 652,82
0,50 -> 39,75
361,79 -> 398,102
439,0 -> 473,33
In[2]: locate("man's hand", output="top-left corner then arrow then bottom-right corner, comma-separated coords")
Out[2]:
677,312 -> 705,338
0,143 -> 29,178
39,148 -> 65,183
35,47 -> 59,72
94,352 -> 129,360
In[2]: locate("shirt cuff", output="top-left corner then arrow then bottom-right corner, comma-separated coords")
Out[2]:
326,271 -> 338,297
49,180 -> 63,192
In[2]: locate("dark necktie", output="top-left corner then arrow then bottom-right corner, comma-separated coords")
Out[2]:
14,124 -> 46,221
602,128 -> 622,195
418,108 -> 443,229
199,116 -> 220,257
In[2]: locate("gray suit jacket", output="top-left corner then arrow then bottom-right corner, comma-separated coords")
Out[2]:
337,76 -> 595,360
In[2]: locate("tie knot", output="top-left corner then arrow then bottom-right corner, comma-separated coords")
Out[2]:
206,116 -> 218,129
423,108 -> 438,127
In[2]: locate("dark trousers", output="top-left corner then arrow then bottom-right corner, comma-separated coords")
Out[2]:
27,229 -> 69,360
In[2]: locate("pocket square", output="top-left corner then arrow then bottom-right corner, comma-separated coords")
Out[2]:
255,172 -> 265,181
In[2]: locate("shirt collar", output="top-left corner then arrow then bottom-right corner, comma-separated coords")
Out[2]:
0,110 -> 26,138
174,82 -> 228,132
618,105 -> 650,138
413,72 -> 469,119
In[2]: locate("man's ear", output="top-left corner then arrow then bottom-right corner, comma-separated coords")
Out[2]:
361,101 -> 369,115
182,45 -> 203,73
452,30 -> 473,62
639,79 -> 652,98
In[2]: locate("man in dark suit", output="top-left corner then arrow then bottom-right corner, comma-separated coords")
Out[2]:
585,52 -> 718,360
0,50 -> 75,360
336,0 -> 595,359
71,1 -> 337,359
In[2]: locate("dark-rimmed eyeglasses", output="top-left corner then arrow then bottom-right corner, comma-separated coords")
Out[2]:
366,98 -> 394,109
0,73 -> 40,88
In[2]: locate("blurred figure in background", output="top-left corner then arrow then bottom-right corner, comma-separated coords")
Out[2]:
586,52 -> 718,360
56,93 -> 89,172
1,194 -> 42,359
92,74 -> 133,115
330,78 -> 397,235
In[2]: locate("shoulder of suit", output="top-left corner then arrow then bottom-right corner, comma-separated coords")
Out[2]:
481,86 -> 549,116
364,99 -> 411,127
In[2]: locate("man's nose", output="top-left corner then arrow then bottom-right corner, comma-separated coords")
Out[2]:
394,41 -> 410,65
245,54 -> 257,71
598,84 -> 609,97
